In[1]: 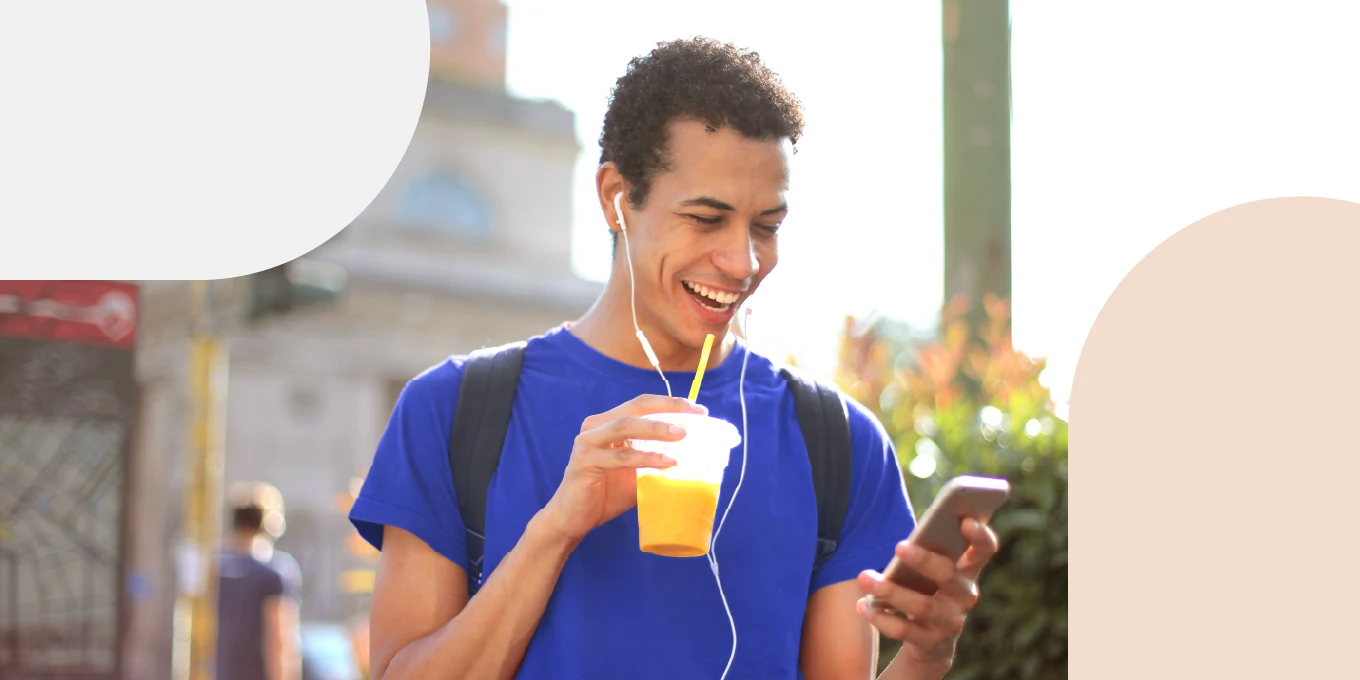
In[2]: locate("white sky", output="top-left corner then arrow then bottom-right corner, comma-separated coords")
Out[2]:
502,0 -> 1360,407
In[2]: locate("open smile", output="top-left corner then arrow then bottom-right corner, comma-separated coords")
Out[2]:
681,280 -> 742,316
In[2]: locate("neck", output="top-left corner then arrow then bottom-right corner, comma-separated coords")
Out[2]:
571,271 -> 737,373
229,531 -> 256,553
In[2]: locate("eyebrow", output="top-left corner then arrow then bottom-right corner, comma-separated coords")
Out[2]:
680,196 -> 789,216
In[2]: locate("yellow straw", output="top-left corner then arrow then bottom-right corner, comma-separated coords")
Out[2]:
688,333 -> 716,402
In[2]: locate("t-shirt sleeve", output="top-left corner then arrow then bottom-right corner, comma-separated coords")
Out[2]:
348,362 -> 470,572
261,565 -> 285,599
809,395 -> 917,592
274,552 -> 303,601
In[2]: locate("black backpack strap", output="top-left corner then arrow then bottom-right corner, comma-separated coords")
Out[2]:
780,367 -> 853,569
449,341 -> 526,597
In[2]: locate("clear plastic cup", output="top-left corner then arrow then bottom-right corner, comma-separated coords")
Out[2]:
630,412 -> 741,557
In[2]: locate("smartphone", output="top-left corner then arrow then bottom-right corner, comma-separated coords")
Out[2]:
867,475 -> 1011,609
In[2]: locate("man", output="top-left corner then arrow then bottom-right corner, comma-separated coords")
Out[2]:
217,482 -> 302,680
350,37 -> 999,679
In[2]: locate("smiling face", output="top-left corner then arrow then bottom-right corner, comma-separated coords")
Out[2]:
610,119 -> 792,353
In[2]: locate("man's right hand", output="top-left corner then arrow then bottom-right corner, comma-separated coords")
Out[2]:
541,394 -> 706,544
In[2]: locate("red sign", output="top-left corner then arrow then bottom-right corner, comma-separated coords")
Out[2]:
0,280 -> 138,350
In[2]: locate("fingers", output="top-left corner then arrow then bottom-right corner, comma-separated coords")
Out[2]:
570,394 -> 708,471
856,597 -> 959,657
893,541 -> 967,594
618,393 -> 708,417
858,570 -> 969,658
581,395 -> 706,431
957,518 -> 1000,579
857,597 -> 917,640
572,415 -> 685,471
885,541 -> 978,609
860,524 -> 995,660
858,570 -> 938,620
573,445 -> 674,471
578,415 -> 687,449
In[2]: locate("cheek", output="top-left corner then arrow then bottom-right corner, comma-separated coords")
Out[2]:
635,230 -> 669,274
649,224 -> 700,279
643,243 -> 680,293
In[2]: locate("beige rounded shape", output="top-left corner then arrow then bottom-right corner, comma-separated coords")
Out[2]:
1072,197 -> 1360,676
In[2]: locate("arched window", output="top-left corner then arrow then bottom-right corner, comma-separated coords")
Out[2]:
398,170 -> 493,238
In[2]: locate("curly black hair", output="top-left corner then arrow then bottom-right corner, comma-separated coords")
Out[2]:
599,37 -> 805,213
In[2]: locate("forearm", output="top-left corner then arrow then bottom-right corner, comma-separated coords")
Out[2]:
282,630 -> 301,680
878,653 -> 951,680
263,599 -> 289,680
381,510 -> 577,680
264,643 -> 281,680
282,600 -> 302,680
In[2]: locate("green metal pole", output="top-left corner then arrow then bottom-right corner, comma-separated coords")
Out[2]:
942,0 -> 1011,324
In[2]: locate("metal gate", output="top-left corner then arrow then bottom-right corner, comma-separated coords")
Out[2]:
0,281 -> 138,679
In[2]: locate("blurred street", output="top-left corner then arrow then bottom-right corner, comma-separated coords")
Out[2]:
0,2 -> 1067,679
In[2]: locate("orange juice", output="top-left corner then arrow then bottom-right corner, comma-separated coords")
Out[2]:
630,412 -> 740,558
636,474 -> 721,557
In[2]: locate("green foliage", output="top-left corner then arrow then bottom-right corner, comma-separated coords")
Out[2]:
836,295 -> 1068,679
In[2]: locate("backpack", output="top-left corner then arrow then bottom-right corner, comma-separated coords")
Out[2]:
449,341 -> 852,596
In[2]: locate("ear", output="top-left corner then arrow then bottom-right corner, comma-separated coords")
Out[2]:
596,162 -> 627,235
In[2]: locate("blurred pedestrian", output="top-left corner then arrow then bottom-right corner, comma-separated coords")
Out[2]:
216,481 -> 302,680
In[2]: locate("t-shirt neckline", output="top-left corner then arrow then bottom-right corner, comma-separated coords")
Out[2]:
546,323 -> 748,388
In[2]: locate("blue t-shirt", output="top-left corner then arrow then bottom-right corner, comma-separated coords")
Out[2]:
350,325 -> 916,679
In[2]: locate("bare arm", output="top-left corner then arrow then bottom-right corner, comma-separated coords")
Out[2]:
369,394 -> 703,680
262,596 -> 301,680
370,514 -> 576,680
263,597 -> 280,680
280,597 -> 301,680
801,581 -> 877,680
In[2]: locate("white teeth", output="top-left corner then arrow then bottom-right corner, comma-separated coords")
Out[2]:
685,281 -> 740,306
698,298 -> 732,312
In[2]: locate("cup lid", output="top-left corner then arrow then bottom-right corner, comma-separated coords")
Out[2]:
635,413 -> 741,459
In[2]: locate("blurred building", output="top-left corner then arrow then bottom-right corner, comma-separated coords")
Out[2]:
120,1 -> 600,676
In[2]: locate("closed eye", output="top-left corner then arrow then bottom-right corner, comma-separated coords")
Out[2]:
687,215 -> 722,225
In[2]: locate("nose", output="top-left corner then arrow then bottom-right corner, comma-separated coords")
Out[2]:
712,225 -> 760,284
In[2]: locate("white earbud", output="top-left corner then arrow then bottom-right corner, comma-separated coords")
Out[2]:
613,191 -> 627,232
614,190 -> 670,394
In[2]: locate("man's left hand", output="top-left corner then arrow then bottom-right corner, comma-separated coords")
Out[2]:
855,518 -> 1000,671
